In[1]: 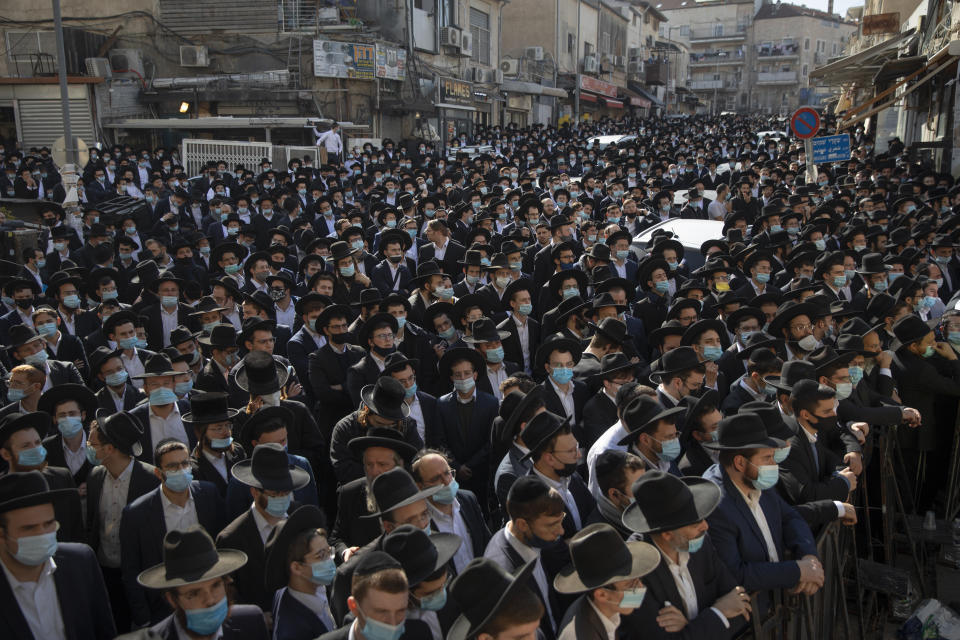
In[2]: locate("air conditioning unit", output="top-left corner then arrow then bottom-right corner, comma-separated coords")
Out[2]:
470,67 -> 485,82
525,46 -> 544,61
179,45 -> 210,68
109,48 -> 145,76
459,31 -> 474,57
627,47 -> 642,60
583,55 -> 598,73
440,27 -> 461,48
85,57 -> 112,79
489,68 -> 503,84
614,55 -> 626,68
500,58 -> 519,76
628,61 -> 643,74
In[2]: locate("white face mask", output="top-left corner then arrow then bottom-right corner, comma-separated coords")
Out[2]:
260,391 -> 282,407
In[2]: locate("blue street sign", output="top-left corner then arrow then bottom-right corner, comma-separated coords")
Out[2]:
811,134 -> 851,164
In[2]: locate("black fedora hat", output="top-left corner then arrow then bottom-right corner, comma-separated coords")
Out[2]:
182,392 -> 239,424
681,319 -> 731,350
552,295 -> 592,327
131,353 -> 178,380
735,332 -> 781,360
357,312 -> 399,348
363,467 -> 443,518
234,350 -> 289,396
352,288 -> 384,309
169,325 -> 202,347
102,310 -> 138,337
834,333 -> 874,356
88,346 -> 122,375
587,317 -> 630,345
768,359 -> 816,393
380,352 -> 420,377
857,252 -> 888,275
893,314 -> 932,345
360,377 -> 410,420
37,384 -> 97,421
315,303 -> 353,333
553,523 -> 660,593
766,301 -> 817,339
294,292 -> 332,317
0,469 -> 78,514
622,471 -> 721,534
495,386 -> 545,448
520,411 -> 571,460
188,296 -> 229,318
593,352 -> 637,380
447,558 -> 536,640
548,268 -> 588,297
4,324 -> 42,351
348,426 -> 418,464
239,317 -> 276,343
137,526 -> 247,590
649,319 -> 687,346
438,347 -> 486,381
94,409 -> 145,457
648,346 -> 706,381
231,442 -> 310,491
462,317 -> 510,344
410,260 -> 448,287
147,269 -> 183,293
380,525 -> 462,587
197,324 -> 238,349
807,345 -> 856,374
328,240 -> 360,263
616,396 -> 686,446
263,505 -> 326,592
239,406 -> 294,446
534,335 -> 583,372
703,413 -> 785,451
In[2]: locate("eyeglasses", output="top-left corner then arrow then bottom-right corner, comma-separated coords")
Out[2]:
790,323 -> 813,332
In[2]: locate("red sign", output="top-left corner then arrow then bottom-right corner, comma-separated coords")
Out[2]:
862,13 -> 900,35
579,75 -> 618,98
630,97 -> 651,108
791,107 -> 821,139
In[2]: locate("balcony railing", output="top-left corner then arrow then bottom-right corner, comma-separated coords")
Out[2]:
756,71 -> 798,84
645,61 -> 669,85
689,51 -> 745,66
689,79 -> 738,90
756,44 -> 800,58
689,26 -> 747,41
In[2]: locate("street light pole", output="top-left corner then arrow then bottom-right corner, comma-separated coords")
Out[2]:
52,0 -> 73,165
574,0 -> 581,126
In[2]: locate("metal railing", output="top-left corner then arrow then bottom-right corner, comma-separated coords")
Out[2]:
756,44 -> 801,58
181,139 -> 275,177
689,51 -> 746,65
757,71 -> 798,83
689,24 -> 748,40
689,79 -> 738,90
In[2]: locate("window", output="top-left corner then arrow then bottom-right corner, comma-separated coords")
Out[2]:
804,38 -> 810,50
680,25 -> 690,36
713,23 -> 724,36
584,42 -> 594,56
568,33 -> 575,53
601,31 -> 611,54
470,7 -> 491,65
440,0 -> 456,27
832,43 -> 837,54
802,64 -> 808,76
279,0 -> 319,32
5,31 -> 58,76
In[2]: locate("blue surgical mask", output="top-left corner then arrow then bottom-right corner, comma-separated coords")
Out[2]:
404,382 -> 418,399
432,479 -> 460,505
518,303 -> 533,316
37,322 -> 57,337
814,239 -> 827,251
162,295 -> 179,308
702,345 -> 723,361
656,437 -> 681,462
136,337 -> 148,349
62,294 -> 80,309
562,287 -> 579,300
358,607 -> 405,640
654,280 -> 670,294
25,351 -> 48,367
550,367 -> 574,385
420,586 -> 448,611
949,331 -> 960,346
616,250 -> 630,260
439,327 -> 457,341
619,586 -> 648,608
164,468 -> 193,492
835,381 -> 853,400
310,558 -> 337,585
921,295 -> 937,309
453,378 -> 475,394
873,280 -> 887,292
755,272 -> 770,284
149,387 -> 178,406
773,446 -> 791,464
339,264 -> 356,277
13,531 -> 58,566
175,379 -> 194,396
118,336 -> 139,350
847,365 -> 863,386
924,345 -> 936,358
833,276 -> 847,288
485,346 -> 505,364
750,461 -> 780,491
686,534 -> 705,553
17,445 -> 47,466
265,493 -> 292,517
739,330 -> 755,343
57,416 -> 84,438
184,597 -> 229,636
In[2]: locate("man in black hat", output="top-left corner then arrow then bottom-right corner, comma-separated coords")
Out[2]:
446,557 -> 543,640
581,352 -> 637,449
499,278 -> 541,375
285,293 -> 331,401
38,383 -> 98,488
6,324 -> 83,390
701,413 -> 835,617
217,442 -> 312,610
493,387 -> 545,514
371,230 -> 415,297
778,380 -> 859,509
103,311 -> 155,382
329,427 -> 418,560
0,471 -> 116,640
139,270 -> 193,351
586,450 -> 646,539
483,475 -> 564,639
620,470 -> 750,639
537,337 -> 589,441
553,523 -> 661,640
184,392 -> 245,496
464,317 -> 520,401
412,449 -> 491,573
678,390 -> 723,477
435,348 -> 499,503
137,526 -> 268,639
307,304 -> 366,426
85,409 -> 161,631
720,348 -> 783,413
129,354 -> 194,464
616,395 -> 687,477
32,305 -> 90,380
120,438 -> 226,627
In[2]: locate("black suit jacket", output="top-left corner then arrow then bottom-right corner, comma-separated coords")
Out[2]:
95,383 -> 145,412
42,433 -> 93,486
679,440 -> 716,477
345,355 -> 384,407
216,509 -> 273,610
539,379 -> 589,441
140,302 -> 194,351
418,240 -> 466,278
440,489 -> 491,559
434,390 -> 498,497
85,459 -> 160,555
149,604 -> 269,640
40,465 -> 86,544
191,443 -> 246,496
120,481 -> 226,625
581,390 -> 618,451
497,314 -> 540,374
621,535 -> 744,640
308,343 -> 366,427
329,476 -> 382,559
47,333 -> 89,380
0,542 -> 116,640
129,400 -> 197,465
272,586 -> 332,640
475,360 -> 521,397
777,415 -> 851,505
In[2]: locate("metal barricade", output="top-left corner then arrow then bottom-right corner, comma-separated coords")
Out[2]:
181,139 -> 275,176
283,145 -> 321,166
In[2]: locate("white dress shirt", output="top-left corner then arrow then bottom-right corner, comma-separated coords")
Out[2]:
485,364 -> 508,402
0,556 -> 67,640
287,585 -> 336,632
427,499 -> 474,574
250,503 -> 286,544
406,395 -> 426,443
533,467 -> 582,529
548,378 -> 575,420
657,545 -> 729,628
587,420 -> 628,498
62,430 -> 87,476
160,487 -> 200,532
161,307 -> 179,346
203,450 -> 229,481
558,597 -> 619,640
121,349 -> 145,380
490,527 -> 555,631
510,312 -> 531,372
148,404 -> 190,450
98,458 -> 134,567
275,302 -> 296,328
734,485 -> 779,561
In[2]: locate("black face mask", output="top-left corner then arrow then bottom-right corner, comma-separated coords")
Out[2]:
15,297 -> 33,310
372,345 -> 395,357
328,332 -> 349,345
387,255 -> 403,264
807,413 -> 838,432
555,461 -> 579,477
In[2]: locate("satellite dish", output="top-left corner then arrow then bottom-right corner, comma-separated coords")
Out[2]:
51,136 -> 89,169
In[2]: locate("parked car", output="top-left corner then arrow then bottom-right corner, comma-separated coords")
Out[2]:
630,219 -> 724,271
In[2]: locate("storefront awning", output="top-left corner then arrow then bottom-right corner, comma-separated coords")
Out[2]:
628,82 -> 664,107
874,56 -> 927,84
809,28 -> 915,83
500,80 -> 568,98
579,93 -> 598,103
605,98 -> 625,109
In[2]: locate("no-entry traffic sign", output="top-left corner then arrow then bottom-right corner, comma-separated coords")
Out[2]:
791,107 -> 821,139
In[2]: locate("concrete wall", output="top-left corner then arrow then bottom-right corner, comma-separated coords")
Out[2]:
501,0 -> 559,65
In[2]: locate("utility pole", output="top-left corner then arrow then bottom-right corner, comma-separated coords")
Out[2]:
574,0 -> 582,126
52,0 -> 73,165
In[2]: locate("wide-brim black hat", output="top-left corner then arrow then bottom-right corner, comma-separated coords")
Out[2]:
264,505 -> 326,592
410,260 -> 449,287
438,347 -> 486,383
616,400 -> 687,446
362,467 -> 443,518
197,324 -> 238,349
622,472 -> 721,534
520,411 -> 571,461
591,352 -> 637,380
724,306 -> 766,334
360,377 -> 411,420
807,345 -> 857,374
462,317 -> 510,344
381,352 -> 420,377
357,312 -> 399,348
548,268 -> 588,296
380,525 -> 463,587
648,346 -> 707,381
703,413 -> 786,451
496,386 -> 545,448
681,319 -> 731,350
37,383 -> 98,421
766,301 -> 818,339
231,442 -> 311,491
131,354 -> 178,379
137,526 -> 248,590
447,558 -> 536,640
534,336 -> 584,372
95,409 -> 144,458
553,523 -> 660,593
234,351 -> 290,396
182,391 -> 239,424
0,470 -> 78,515
348,426 -> 418,463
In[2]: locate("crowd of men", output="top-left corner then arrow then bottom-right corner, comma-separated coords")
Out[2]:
0,113 -> 957,640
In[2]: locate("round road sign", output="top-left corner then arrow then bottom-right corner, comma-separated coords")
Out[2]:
791,107 -> 821,139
